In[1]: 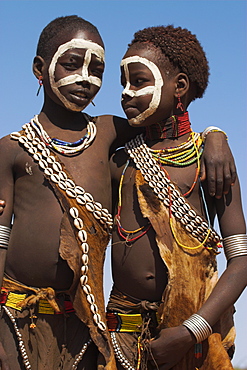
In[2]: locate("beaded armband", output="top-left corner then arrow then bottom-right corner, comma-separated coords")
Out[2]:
182,313 -> 212,343
201,126 -> 228,142
0,225 -> 11,249
223,234 -> 247,260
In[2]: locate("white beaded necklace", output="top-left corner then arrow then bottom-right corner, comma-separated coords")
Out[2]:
30,113 -> 97,156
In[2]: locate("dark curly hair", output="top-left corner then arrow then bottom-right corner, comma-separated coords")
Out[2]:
128,25 -> 209,100
37,15 -> 103,60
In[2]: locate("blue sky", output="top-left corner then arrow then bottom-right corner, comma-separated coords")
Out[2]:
0,0 -> 246,367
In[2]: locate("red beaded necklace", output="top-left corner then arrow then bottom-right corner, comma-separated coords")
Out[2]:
145,111 -> 192,140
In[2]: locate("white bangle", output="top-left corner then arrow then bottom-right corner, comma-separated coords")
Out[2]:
0,225 -> 11,249
182,313 -> 212,343
201,126 -> 228,142
223,234 -> 247,260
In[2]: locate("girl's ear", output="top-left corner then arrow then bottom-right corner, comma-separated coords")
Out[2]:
174,73 -> 190,98
33,56 -> 46,79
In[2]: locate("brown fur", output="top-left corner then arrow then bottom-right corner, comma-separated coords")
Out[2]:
136,170 -> 235,369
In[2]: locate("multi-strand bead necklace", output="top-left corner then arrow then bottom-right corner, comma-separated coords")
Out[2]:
30,113 -> 97,155
116,113 -> 221,250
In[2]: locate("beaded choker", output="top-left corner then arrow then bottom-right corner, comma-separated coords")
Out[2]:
30,113 -> 97,156
145,111 -> 192,140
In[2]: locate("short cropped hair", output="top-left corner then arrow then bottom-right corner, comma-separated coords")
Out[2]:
37,15 -> 102,60
128,25 -> 209,100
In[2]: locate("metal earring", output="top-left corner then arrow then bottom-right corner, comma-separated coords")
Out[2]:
176,93 -> 184,113
36,76 -> 43,96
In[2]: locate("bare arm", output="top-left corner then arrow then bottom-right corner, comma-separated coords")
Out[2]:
0,136 -> 16,287
149,173 -> 245,368
200,131 -> 236,198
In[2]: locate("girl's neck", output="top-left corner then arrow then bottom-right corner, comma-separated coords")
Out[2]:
145,111 -> 191,141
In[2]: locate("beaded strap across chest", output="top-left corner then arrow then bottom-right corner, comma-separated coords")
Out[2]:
10,120 -> 113,333
125,134 -> 221,251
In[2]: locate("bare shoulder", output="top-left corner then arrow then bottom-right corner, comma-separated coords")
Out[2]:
0,134 -> 21,161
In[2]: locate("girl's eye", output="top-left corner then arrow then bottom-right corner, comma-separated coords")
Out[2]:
62,63 -> 78,70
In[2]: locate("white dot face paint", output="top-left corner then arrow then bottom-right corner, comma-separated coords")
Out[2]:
49,38 -> 105,111
120,56 -> 163,125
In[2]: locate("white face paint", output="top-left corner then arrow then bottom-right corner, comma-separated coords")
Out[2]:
49,38 -> 105,111
120,56 -> 164,125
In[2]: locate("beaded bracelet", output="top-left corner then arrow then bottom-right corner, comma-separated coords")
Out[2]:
0,225 -> 11,249
201,126 -> 228,142
223,234 -> 247,261
182,313 -> 212,343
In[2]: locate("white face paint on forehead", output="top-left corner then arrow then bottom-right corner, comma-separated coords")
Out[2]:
49,38 -> 105,111
121,56 -> 163,125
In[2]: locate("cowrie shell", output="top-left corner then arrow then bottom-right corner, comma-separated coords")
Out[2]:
93,211 -> 102,220
27,132 -> 35,140
59,171 -> 67,181
182,203 -> 190,211
50,174 -> 60,183
74,218 -> 84,230
85,203 -> 94,212
39,159 -> 48,169
79,230 -> 87,243
80,274 -> 88,285
195,216 -> 202,224
28,147 -> 37,155
97,321 -> 106,331
42,148 -> 51,158
84,193 -> 94,202
52,162 -> 62,172
65,179 -> 75,189
86,294 -> 95,305
101,208 -> 109,217
180,218 -> 187,225
10,132 -> 21,139
144,174 -> 152,182
185,224 -> 193,233
90,304 -> 98,314
83,284 -> 91,294
75,186 -> 85,195
93,313 -> 101,324
32,138 -> 40,146
94,202 -> 102,211
24,142 -> 32,149
70,207 -> 79,218
201,222 -> 208,230
37,142 -> 46,151
163,198 -> 170,207
58,181 -> 67,190
81,253 -> 88,265
19,136 -> 28,144
47,156 -> 56,163
81,242 -> 89,254
76,195 -> 86,205
81,265 -> 88,275
188,209 -> 197,218
66,188 -> 77,198
33,153 -> 42,161
44,168 -> 53,176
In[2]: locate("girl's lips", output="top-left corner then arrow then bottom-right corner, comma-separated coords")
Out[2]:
123,106 -> 139,119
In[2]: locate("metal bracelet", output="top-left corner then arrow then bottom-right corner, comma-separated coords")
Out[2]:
0,225 -> 11,248
182,313 -> 212,343
223,234 -> 247,260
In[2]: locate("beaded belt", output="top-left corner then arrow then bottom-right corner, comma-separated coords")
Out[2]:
106,312 -> 161,333
0,288 -> 75,314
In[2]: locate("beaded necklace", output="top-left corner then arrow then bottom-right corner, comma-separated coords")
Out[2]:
145,111 -> 191,140
115,160 -> 152,246
123,134 -> 222,251
30,113 -> 97,156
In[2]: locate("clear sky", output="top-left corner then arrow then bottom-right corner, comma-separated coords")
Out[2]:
0,0 -> 246,367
